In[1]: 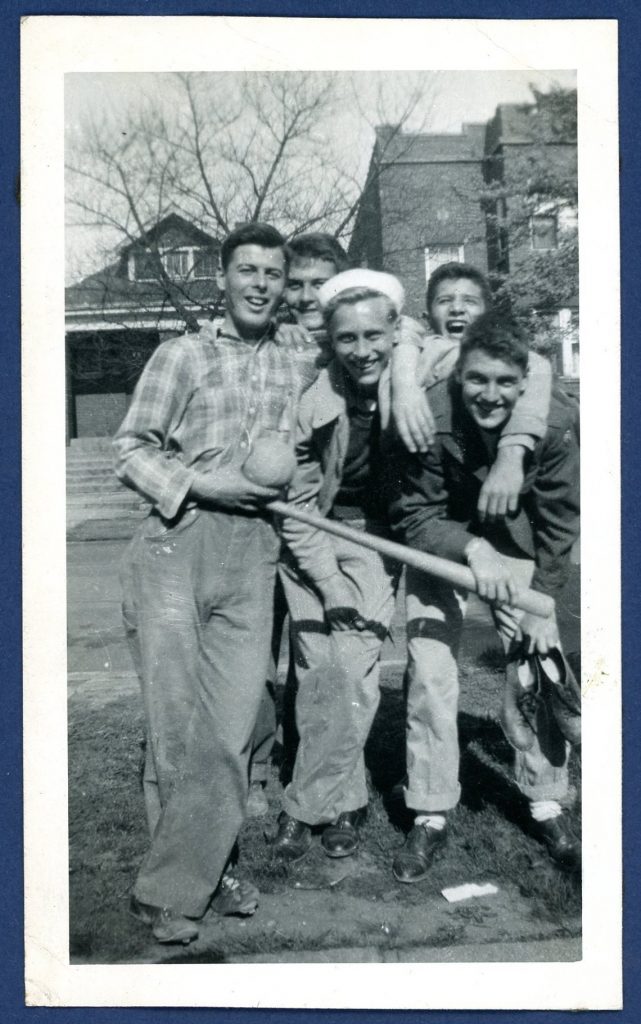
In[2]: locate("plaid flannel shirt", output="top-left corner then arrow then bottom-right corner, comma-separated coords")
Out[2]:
114,319 -> 301,519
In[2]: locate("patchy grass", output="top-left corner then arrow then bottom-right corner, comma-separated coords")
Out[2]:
68,652 -> 581,963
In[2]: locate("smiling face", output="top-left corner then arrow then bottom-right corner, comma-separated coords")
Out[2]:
284,257 -> 337,330
429,277 -> 487,341
458,349 -> 526,431
329,297 -> 396,392
218,244 -> 286,339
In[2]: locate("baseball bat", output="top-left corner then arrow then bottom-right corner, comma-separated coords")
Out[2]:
268,500 -> 555,618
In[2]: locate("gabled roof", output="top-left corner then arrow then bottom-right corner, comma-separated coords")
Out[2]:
118,212 -> 219,255
66,213 -> 220,315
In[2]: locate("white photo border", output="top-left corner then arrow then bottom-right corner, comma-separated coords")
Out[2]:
21,15 -> 620,1010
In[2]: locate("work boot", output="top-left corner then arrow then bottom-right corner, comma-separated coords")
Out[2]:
500,654 -> 539,751
272,811 -> 312,863
321,807 -> 367,858
129,896 -> 199,945
532,814 -> 581,873
210,870 -> 260,916
392,820 -> 448,883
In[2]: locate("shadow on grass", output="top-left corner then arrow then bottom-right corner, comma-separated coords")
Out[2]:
68,651 -> 581,963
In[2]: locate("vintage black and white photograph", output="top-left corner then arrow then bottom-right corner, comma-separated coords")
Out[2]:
22,16 -> 620,1009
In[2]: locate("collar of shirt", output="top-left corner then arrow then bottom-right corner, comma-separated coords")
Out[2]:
199,317 -> 278,348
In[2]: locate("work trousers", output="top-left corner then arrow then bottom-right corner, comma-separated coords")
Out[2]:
404,555 -> 569,813
280,525 -> 400,826
249,574 -> 289,784
121,506 -> 279,918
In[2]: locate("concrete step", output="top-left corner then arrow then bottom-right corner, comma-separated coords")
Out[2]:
66,456 -> 115,469
67,507 -> 147,525
66,514 -> 147,542
66,467 -> 117,480
67,480 -> 129,495
67,497 -> 148,515
69,437 -> 115,451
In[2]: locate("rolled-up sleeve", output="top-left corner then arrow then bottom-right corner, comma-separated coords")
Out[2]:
113,342 -> 196,520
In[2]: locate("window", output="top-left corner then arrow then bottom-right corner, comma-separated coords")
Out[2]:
193,249 -> 217,279
162,249 -> 191,279
424,244 -> 464,282
132,250 -> 158,281
132,245 -> 217,282
531,214 -> 558,250
559,308 -> 580,378
532,308 -> 579,378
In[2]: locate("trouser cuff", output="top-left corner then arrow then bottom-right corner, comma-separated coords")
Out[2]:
404,784 -> 461,813
519,780 -> 569,802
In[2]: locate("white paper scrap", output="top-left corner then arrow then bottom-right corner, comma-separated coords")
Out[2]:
441,883 -> 499,903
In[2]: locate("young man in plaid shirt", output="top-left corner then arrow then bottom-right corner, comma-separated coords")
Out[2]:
114,223 -> 299,944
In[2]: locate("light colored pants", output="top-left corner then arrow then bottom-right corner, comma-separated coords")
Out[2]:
121,507 -> 279,918
405,555 -> 569,813
280,526 -> 400,826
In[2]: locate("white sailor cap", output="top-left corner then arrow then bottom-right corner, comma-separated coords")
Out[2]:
317,269 -> 405,315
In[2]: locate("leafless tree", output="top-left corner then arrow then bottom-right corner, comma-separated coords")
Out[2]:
66,71 -> 438,327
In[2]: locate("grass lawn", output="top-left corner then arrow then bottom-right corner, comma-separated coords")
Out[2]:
68,650 -> 581,963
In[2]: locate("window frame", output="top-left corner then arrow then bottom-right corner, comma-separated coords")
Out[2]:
130,244 -> 218,283
424,243 -> 465,282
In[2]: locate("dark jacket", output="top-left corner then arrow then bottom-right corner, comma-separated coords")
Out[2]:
387,378 -> 580,596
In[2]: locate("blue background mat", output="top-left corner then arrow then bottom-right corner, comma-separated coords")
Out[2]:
2,2 -> 638,1021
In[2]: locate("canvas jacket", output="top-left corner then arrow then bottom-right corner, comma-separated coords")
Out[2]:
279,359 -> 395,584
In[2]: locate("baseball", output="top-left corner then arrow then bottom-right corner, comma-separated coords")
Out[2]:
243,436 -> 297,488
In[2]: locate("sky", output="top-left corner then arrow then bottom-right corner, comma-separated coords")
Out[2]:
65,68 -> 577,283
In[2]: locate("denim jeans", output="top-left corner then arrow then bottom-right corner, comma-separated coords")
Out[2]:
405,555 -> 569,812
121,507 -> 279,917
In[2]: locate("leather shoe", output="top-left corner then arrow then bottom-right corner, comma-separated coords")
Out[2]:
533,814 -> 581,872
393,821 -> 448,883
272,811 -> 312,863
321,807 -> 367,858
210,871 -> 259,916
535,649 -> 581,746
129,896 -> 199,945
500,654 -> 539,752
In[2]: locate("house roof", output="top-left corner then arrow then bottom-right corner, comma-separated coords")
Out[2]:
66,212 -> 220,317
66,268 -> 218,314
117,212 -> 219,255
375,97 -> 576,166
375,123 -> 486,164
490,102 -> 577,147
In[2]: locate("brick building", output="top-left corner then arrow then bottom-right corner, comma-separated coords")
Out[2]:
349,97 -> 579,382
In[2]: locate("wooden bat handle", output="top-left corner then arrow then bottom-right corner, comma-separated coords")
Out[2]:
268,500 -> 555,619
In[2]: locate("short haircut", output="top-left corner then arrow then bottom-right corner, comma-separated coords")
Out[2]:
220,222 -> 287,270
286,233 -> 350,273
426,261 -> 492,314
458,311 -> 530,375
323,287 -> 398,329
